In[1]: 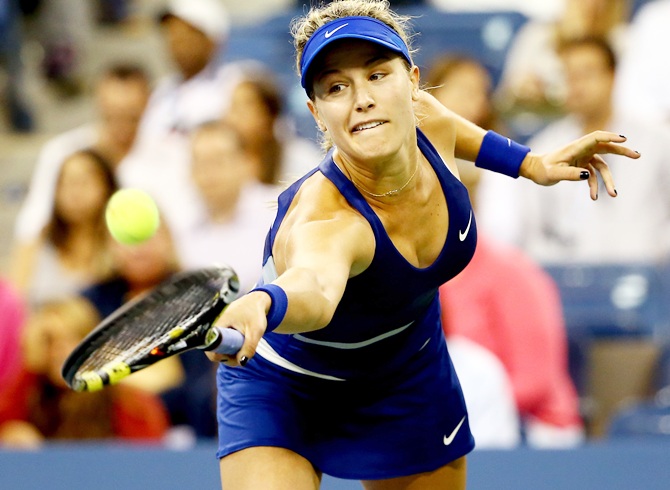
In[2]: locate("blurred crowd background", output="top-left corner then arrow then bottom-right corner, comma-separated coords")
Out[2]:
2,0 -> 670,452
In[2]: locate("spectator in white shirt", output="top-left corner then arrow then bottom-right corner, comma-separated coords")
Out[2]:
135,0 -> 242,141
614,0 -> 670,126
176,121 -> 280,294
117,0 -> 245,243
496,0 -> 630,117
519,37 -> 670,264
13,64 -> 150,244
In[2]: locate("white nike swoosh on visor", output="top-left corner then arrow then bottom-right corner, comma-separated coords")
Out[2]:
459,211 -> 472,242
324,23 -> 348,38
443,416 -> 466,446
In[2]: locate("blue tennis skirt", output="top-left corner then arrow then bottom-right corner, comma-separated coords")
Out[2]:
215,328 -> 474,480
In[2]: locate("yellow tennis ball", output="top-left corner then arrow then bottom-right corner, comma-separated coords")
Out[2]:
105,189 -> 160,245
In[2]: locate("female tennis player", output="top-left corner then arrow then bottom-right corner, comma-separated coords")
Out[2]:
208,1 -> 639,488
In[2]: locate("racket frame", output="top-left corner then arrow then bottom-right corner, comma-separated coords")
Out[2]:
61,267 -> 239,392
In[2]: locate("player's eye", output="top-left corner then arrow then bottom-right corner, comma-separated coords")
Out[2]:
328,83 -> 345,94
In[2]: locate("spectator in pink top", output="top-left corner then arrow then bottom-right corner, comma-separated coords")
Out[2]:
439,163 -> 583,447
0,278 -> 26,389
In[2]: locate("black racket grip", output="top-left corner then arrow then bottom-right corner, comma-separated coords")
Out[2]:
206,327 -> 245,355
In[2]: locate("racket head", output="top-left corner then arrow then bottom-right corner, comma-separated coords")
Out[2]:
61,266 -> 239,392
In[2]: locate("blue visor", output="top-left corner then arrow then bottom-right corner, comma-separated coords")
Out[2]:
300,16 -> 412,91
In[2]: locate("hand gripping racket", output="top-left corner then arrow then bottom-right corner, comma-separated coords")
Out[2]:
62,266 -> 245,392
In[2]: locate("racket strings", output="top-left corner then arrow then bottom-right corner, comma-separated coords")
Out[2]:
78,276 -> 222,372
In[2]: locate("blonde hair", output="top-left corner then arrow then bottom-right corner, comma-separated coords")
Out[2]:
290,0 -> 417,89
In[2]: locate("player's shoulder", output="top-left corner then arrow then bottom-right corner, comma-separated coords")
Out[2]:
287,172 -> 365,227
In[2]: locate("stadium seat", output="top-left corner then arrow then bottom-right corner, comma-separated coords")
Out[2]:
653,342 -> 670,392
543,263 -> 669,436
543,263 -> 668,339
586,338 -> 661,438
608,389 -> 670,440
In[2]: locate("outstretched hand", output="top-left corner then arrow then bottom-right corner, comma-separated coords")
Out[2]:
519,131 -> 640,200
205,291 -> 271,367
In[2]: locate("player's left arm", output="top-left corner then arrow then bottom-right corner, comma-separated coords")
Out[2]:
414,89 -> 640,199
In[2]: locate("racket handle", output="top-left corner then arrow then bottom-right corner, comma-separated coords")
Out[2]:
206,327 -> 245,355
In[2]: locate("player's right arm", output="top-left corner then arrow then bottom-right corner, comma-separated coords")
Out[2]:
208,178 -> 375,365
270,212 -> 373,334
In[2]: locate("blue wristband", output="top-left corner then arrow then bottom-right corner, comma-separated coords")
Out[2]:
250,284 -> 288,333
475,131 -> 530,178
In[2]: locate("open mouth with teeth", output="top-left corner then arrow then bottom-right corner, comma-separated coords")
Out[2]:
352,121 -> 386,133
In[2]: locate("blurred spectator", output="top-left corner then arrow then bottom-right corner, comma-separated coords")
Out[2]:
161,120 -> 285,438
425,54 -> 520,246
0,278 -> 26,389
296,0 -> 428,9
0,297 -> 169,449
496,0 -> 630,119
614,0 -> 670,126
221,0 -> 294,24
177,120 -> 279,294
35,0 -> 95,96
134,0 -> 241,141
519,37 -> 670,264
13,63 -> 151,243
97,0 -> 131,25
117,0 -> 244,240
427,0 -> 562,21
425,55 -> 501,132
223,66 -> 322,186
9,149 -> 118,308
81,222 -> 185,395
440,162 -> 584,448
0,0 -> 34,131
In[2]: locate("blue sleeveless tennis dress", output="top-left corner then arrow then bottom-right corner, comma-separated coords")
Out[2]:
216,128 -> 477,480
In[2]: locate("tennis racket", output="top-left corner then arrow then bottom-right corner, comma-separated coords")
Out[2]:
62,266 -> 245,392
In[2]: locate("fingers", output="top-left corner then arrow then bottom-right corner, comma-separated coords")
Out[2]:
581,131 -> 641,159
208,327 -> 261,367
591,131 -> 627,144
235,322 -> 264,367
586,163 -> 598,201
545,164 -> 591,184
591,154 -> 617,197
205,351 -> 232,363
206,295 -> 268,367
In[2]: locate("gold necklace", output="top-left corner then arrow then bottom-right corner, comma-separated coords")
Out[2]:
352,161 -> 420,198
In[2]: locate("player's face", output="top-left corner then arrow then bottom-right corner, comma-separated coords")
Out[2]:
308,40 -> 419,165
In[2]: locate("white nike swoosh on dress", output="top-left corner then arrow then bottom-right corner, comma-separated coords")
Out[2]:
443,416 -> 466,446
458,211 -> 472,241
324,23 -> 348,38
